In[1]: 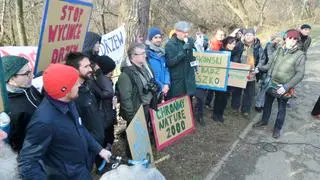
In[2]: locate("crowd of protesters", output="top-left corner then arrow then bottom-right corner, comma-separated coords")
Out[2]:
0,21 -> 316,179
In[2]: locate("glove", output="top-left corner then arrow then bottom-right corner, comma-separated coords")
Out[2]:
99,149 -> 112,163
254,67 -> 260,74
277,84 -> 288,95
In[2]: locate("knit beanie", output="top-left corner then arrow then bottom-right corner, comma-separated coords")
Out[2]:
148,27 -> 162,41
286,29 -> 300,40
301,24 -> 311,30
93,56 -> 116,75
43,64 -> 79,99
244,28 -> 256,35
1,56 -> 28,82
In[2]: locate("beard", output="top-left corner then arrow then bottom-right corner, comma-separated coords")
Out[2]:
80,73 -> 92,81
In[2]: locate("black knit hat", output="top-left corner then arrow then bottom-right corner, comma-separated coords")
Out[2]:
1,56 -> 29,82
93,56 -> 116,75
301,24 -> 311,30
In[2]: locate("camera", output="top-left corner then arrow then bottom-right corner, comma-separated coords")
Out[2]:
143,79 -> 159,94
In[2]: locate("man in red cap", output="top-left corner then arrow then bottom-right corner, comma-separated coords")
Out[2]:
18,64 -> 111,180
253,29 -> 306,139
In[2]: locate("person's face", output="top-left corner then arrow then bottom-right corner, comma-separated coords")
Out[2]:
78,57 -> 92,80
175,30 -> 189,40
285,36 -> 298,49
136,35 -> 144,43
93,41 -> 100,54
244,33 -> 255,44
9,64 -> 33,88
66,78 -> 81,100
151,34 -> 162,47
215,30 -> 225,41
132,47 -> 147,65
236,31 -> 243,39
226,41 -> 236,50
300,28 -> 311,36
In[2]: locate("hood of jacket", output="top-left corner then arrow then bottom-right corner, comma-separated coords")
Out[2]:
82,32 -> 101,57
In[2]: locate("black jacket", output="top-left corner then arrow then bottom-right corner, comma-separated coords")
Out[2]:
18,96 -> 102,180
75,81 -> 108,146
7,86 -> 42,152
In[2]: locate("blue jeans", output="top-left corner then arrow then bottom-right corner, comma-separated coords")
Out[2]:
231,81 -> 256,113
261,93 -> 288,130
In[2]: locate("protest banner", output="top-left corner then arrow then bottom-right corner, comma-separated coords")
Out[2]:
0,57 -> 8,112
34,0 -> 93,73
194,51 -> 230,91
150,95 -> 195,151
126,106 -> 154,164
228,62 -> 251,88
0,46 -> 38,69
99,25 -> 126,78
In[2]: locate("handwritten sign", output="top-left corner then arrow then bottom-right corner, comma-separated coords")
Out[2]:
150,96 -> 195,151
0,46 -> 37,69
0,57 -> 8,112
34,0 -> 93,73
194,51 -> 230,91
99,25 -> 126,78
126,106 -> 154,163
228,62 -> 251,88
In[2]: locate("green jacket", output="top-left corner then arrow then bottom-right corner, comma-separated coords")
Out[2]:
116,60 -> 153,122
260,46 -> 306,89
165,35 -> 196,98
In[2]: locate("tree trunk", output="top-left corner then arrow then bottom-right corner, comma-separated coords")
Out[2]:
9,5 -> 16,45
119,0 -> 150,47
0,0 -> 6,42
225,0 -> 251,28
15,0 -> 28,45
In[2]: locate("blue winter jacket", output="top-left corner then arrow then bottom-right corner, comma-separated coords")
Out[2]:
147,48 -> 170,91
18,96 -> 102,180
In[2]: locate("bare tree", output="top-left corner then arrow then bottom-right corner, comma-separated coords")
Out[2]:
15,0 -> 28,45
0,0 -> 6,43
119,0 -> 150,46
225,0 -> 251,27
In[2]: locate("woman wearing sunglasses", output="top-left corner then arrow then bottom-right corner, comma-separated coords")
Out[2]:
253,29 -> 306,139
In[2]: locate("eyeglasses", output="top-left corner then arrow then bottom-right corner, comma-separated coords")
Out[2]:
134,51 -> 146,56
288,37 -> 298,40
16,70 -> 32,77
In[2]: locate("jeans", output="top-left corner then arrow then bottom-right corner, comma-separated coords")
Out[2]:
195,89 -> 208,119
256,83 -> 267,108
213,90 -> 229,117
261,93 -> 288,130
205,90 -> 214,105
231,81 -> 256,113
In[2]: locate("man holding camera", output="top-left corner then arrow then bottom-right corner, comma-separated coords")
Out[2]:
117,42 -> 158,125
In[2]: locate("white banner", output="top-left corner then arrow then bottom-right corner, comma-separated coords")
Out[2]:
0,46 -> 38,69
99,25 -> 126,77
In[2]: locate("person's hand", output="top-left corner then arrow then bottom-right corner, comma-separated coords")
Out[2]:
254,67 -> 260,74
99,149 -> 112,163
162,85 -> 170,94
277,84 -> 287,95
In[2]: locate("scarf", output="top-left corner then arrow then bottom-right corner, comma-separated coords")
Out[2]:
147,41 -> 165,56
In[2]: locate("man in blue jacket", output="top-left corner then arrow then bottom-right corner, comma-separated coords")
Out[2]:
18,64 -> 111,180
146,27 -> 170,99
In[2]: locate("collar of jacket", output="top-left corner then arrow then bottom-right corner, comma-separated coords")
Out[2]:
79,80 -> 91,93
283,45 -> 299,54
46,95 -> 70,114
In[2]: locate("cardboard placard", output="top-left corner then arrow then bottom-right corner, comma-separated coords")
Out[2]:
126,106 -> 154,163
99,25 -> 126,78
34,0 -> 93,73
228,62 -> 251,88
194,51 -> 230,91
150,95 -> 195,151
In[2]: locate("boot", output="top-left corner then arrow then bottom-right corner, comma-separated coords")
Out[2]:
253,120 -> 267,128
195,113 -> 205,126
272,128 -> 281,139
